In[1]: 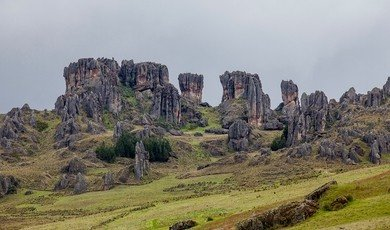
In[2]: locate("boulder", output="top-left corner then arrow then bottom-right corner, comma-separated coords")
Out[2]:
305,181 -> 337,201
228,120 -> 250,151
340,87 -> 358,104
73,173 -> 87,194
178,73 -> 204,104
287,143 -> 312,158
220,71 -> 271,127
329,196 -> 349,211
169,220 -> 197,230
54,118 -> 81,148
369,140 -> 381,164
134,141 -> 150,180
102,173 -> 115,190
61,158 -> 86,174
0,175 -> 20,198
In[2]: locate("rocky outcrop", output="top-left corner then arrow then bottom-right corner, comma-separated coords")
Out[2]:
228,120 -> 250,151
0,107 -> 26,140
220,71 -> 271,127
365,87 -> 383,107
119,60 -> 169,92
134,141 -> 150,180
178,73 -> 204,104
383,77 -> 390,97
340,87 -> 358,104
169,220 -> 197,230
54,118 -> 81,149
287,143 -> 312,158
281,80 -> 299,114
151,84 -> 181,124
299,91 -> 329,141
61,158 -> 86,174
0,175 -> 20,198
180,98 -> 208,127
74,173 -> 87,194
54,58 -> 122,147
55,158 -> 88,194
102,173 -> 115,190
369,140 -> 381,164
113,121 -> 134,139
237,181 -> 336,230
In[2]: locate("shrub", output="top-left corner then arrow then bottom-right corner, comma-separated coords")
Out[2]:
271,125 -> 287,151
144,137 -> 172,162
35,120 -> 49,132
115,132 -> 139,158
346,194 -> 354,202
96,143 -> 117,163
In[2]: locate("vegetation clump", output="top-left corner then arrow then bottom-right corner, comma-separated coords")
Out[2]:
35,120 -> 49,132
271,126 -> 288,151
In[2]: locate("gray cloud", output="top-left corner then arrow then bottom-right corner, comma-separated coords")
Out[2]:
1,0 -> 390,112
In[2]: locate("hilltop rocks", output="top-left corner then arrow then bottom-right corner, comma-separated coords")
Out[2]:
365,87 -> 383,107
228,120 -> 250,151
0,108 -> 26,140
178,73 -> 204,104
220,71 -> 271,127
0,175 -> 20,198
340,87 -> 357,105
119,60 -> 169,91
281,80 -> 299,113
300,91 -> 329,141
383,77 -> 390,97
54,118 -> 81,149
134,141 -> 150,180
151,84 -> 181,124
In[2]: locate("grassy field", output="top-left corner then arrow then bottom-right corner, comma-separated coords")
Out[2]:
0,163 -> 388,229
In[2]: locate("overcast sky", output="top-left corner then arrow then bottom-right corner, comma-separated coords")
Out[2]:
1,0 -> 390,113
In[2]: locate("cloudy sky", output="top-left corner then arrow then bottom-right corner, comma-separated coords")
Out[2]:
1,0 -> 390,113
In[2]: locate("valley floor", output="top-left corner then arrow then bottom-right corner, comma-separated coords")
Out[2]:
0,164 -> 389,230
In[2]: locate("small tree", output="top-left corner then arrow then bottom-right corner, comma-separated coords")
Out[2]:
143,137 -> 172,162
115,132 -> 139,158
96,142 -> 117,163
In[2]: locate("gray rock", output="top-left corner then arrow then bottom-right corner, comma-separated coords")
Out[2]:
220,71 -> 271,127
102,173 -> 115,190
300,91 -> 329,141
73,173 -> 87,194
370,140 -> 381,164
134,141 -> 150,180
0,175 -> 20,198
281,80 -> 299,114
169,220 -> 197,230
340,87 -> 357,104
119,60 -> 169,92
365,87 -> 383,107
228,120 -> 250,151
288,143 -> 312,158
178,73 -> 204,104
151,84 -> 181,124
61,158 -> 86,174
383,77 -> 390,97
169,129 -> 183,136
54,118 -> 80,148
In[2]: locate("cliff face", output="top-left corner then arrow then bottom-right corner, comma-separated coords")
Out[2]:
178,73 -> 204,104
119,60 -> 169,92
219,71 -> 271,127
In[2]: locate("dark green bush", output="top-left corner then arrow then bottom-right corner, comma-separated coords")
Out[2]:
35,120 -> 49,132
270,125 -> 287,151
115,132 -> 139,158
96,142 -> 117,163
346,194 -> 354,202
143,137 -> 171,162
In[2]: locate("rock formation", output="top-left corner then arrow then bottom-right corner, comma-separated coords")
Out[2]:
119,60 -> 169,91
0,175 -> 20,198
299,91 -> 329,141
370,139 -> 381,164
220,71 -> 271,127
340,87 -> 358,105
134,141 -> 150,180
74,173 -> 88,194
55,158 -> 88,194
178,73 -> 204,104
102,173 -> 115,190
151,84 -> 181,124
281,80 -> 299,114
383,77 -> 390,97
365,87 -> 383,107
228,120 -> 250,151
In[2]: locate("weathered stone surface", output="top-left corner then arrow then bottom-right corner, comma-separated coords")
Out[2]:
180,98 -> 208,128
0,107 -> 26,140
236,199 -> 318,230
61,158 -> 86,174
169,220 -> 197,230
318,139 -> 347,161
228,120 -> 250,151
54,174 -> 75,191
151,84 -> 181,124
134,141 -> 150,180
54,118 -> 81,149
286,108 -> 301,147
86,121 -> 105,134
119,60 -> 169,91
73,173 -> 87,194
281,80 -> 299,114
102,173 -> 115,190
299,91 -> 329,141
113,121 -> 134,139
370,140 -> 381,164
329,196 -> 349,211
287,143 -> 312,158
218,99 -> 247,129
0,175 -> 20,198
383,77 -> 390,97
220,71 -> 271,127
305,181 -> 337,201
200,139 -> 227,156
340,87 -> 357,104
178,73 -> 204,104
365,87 -> 383,107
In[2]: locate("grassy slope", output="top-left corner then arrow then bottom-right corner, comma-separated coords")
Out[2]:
0,164 -> 386,229
290,170 -> 390,230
